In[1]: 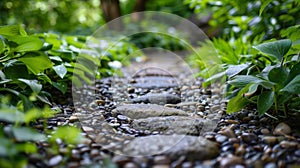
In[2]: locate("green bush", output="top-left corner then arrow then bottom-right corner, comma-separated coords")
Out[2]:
185,0 -> 300,41
0,25 -> 139,167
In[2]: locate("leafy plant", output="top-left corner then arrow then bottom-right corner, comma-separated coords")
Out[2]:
185,0 -> 300,41
0,24 -> 140,167
226,39 -> 300,118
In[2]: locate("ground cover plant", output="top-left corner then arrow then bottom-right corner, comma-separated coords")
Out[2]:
0,25 -> 138,167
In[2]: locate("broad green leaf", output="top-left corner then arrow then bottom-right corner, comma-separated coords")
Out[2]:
50,126 -> 83,144
277,92 -> 293,105
37,74 -> 52,84
280,75 -> 300,94
268,67 -> 288,85
53,81 -> 67,94
12,127 -> 46,141
18,79 -> 42,93
39,43 -> 53,51
16,142 -> 37,154
3,61 -> 29,79
228,75 -> 264,87
253,39 -> 292,61
53,64 -> 67,79
259,0 -> 272,15
0,137 -> 18,156
0,107 -> 25,123
244,83 -> 259,96
24,108 -> 41,124
0,88 -> 33,111
36,94 -> 52,105
5,36 -> 43,52
18,52 -> 53,75
257,91 -> 274,116
226,64 -> 249,78
0,25 -> 27,36
286,62 -> 300,84
227,85 -> 250,113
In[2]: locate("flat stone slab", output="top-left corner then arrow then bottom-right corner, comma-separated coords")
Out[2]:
131,76 -> 179,89
111,104 -> 188,119
133,67 -> 175,77
131,116 -> 208,135
123,135 -> 219,160
130,93 -> 181,105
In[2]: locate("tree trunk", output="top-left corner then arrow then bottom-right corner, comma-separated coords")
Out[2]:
131,0 -> 147,22
100,0 -> 122,30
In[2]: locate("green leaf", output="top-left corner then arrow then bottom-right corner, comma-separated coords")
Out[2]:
286,62 -> 300,84
227,85 -> 250,113
12,127 -> 46,141
268,67 -> 288,85
228,75 -> 264,87
24,108 -> 42,124
257,91 -> 274,116
53,81 -> 67,94
244,83 -> 259,96
0,106 -> 25,123
16,142 -> 37,154
0,25 -> 27,36
50,126 -> 83,144
259,0 -> 272,16
280,75 -> 300,94
18,52 -> 53,75
37,74 -> 52,84
18,79 -> 42,93
10,36 -> 43,52
226,64 -> 249,78
53,64 -> 67,79
0,88 -> 33,111
3,61 -> 29,79
253,39 -> 292,60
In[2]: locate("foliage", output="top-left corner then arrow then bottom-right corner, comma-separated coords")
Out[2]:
0,0 -> 104,33
0,96 -> 83,168
185,0 -> 300,41
0,24 -> 139,167
226,39 -> 300,117
126,18 -> 188,51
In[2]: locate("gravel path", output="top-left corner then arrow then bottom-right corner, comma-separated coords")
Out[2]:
32,50 -> 300,167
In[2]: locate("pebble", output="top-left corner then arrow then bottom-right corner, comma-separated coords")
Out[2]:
124,162 -> 139,168
264,162 -> 277,168
261,128 -> 270,135
241,133 -> 258,144
220,155 -> 244,168
153,156 -> 171,165
48,155 -> 63,166
210,105 -> 221,111
218,127 -> 236,138
216,134 -> 228,143
262,136 -> 277,145
279,140 -> 298,148
153,165 -> 170,168
273,122 -> 291,136
82,126 -> 94,132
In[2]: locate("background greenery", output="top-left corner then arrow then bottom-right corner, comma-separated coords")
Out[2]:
0,0 -> 300,167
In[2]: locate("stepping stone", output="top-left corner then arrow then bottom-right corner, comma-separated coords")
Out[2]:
123,135 -> 219,160
111,104 -> 188,119
133,67 -> 175,77
130,93 -> 181,105
131,76 -> 179,89
131,116 -> 210,135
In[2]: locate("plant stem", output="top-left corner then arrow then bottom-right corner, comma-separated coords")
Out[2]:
273,87 -> 278,114
265,112 -> 278,120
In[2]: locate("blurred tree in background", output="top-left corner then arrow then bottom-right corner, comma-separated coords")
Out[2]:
0,0 -> 193,33
0,0 -> 104,34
